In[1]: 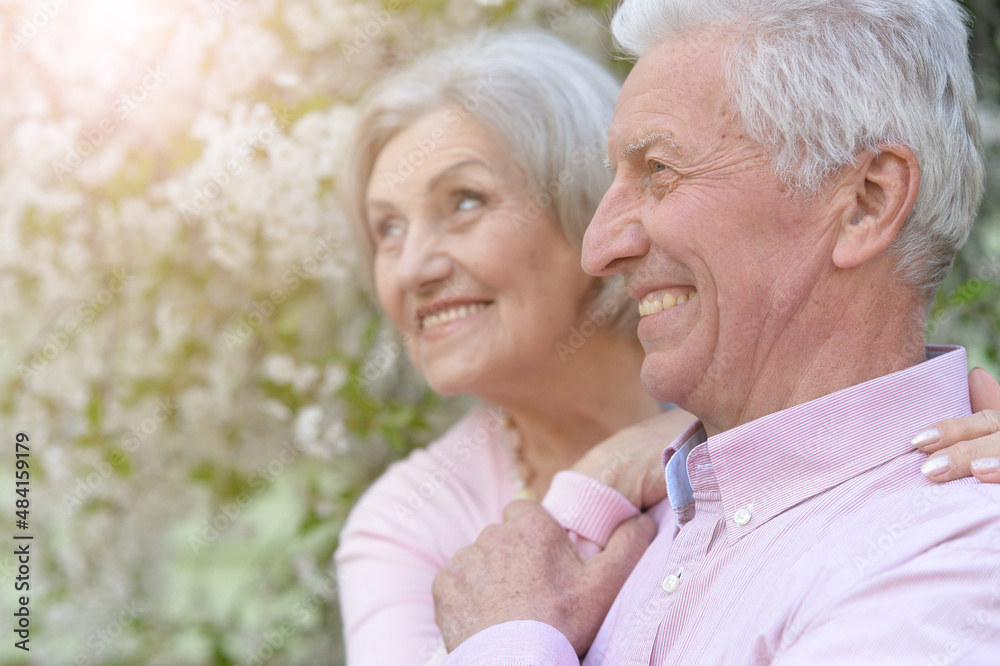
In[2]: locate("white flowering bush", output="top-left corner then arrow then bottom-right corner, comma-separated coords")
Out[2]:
0,1 -> 996,665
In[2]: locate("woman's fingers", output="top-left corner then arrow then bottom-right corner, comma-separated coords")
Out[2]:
910,412 -> 1000,453
920,424 -> 1000,482
915,368 -> 1000,484
970,456 -> 1000,482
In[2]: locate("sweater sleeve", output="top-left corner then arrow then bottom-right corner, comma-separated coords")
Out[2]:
541,471 -> 639,558
336,506 -> 449,666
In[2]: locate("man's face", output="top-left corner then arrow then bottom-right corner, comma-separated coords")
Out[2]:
582,32 -> 842,429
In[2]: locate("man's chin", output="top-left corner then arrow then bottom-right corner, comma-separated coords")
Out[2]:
640,350 -> 689,406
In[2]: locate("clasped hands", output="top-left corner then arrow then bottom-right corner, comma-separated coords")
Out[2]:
431,407 -> 693,654
432,499 -> 657,655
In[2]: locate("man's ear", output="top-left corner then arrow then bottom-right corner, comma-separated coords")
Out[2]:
832,144 -> 920,270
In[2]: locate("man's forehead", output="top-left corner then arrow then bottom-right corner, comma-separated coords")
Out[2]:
607,39 -> 736,160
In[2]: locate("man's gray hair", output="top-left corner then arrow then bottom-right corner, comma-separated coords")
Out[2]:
342,30 -> 637,331
612,0 -> 985,295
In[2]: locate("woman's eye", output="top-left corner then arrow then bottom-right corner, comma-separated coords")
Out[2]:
454,191 -> 486,212
374,218 -> 405,239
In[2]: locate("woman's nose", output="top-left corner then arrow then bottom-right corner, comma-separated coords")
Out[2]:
395,226 -> 453,292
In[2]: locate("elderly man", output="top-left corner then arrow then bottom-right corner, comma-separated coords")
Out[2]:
432,0 -> 1000,663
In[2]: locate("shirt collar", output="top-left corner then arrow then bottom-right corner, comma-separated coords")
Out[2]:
662,345 -> 971,543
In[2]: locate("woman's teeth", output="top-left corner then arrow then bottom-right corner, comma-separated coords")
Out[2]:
421,303 -> 488,329
638,290 -> 697,318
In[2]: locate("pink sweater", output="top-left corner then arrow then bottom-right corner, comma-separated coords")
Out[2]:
335,404 -> 638,665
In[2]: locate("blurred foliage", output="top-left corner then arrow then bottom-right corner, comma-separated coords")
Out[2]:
932,0 -> 1000,373
0,2 -> 996,666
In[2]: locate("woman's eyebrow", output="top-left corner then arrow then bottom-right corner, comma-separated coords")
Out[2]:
427,159 -> 491,191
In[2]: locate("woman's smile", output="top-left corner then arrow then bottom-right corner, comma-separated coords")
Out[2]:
417,300 -> 494,341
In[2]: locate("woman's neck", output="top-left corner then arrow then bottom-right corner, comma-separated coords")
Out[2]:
485,330 -> 660,497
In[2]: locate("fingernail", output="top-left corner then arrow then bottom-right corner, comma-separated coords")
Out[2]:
971,458 -> 1000,474
910,428 -> 941,449
921,455 -> 951,477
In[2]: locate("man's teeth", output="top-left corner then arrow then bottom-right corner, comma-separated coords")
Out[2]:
422,303 -> 488,329
638,290 -> 697,317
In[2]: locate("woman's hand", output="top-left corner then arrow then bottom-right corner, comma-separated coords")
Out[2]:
915,367 -> 1000,483
571,408 -> 696,509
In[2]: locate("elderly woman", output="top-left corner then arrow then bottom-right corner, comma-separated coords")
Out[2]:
334,30 -> 1000,665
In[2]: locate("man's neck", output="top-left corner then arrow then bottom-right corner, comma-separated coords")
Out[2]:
698,280 -> 927,438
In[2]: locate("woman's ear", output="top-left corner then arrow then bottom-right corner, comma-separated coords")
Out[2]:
832,144 -> 920,270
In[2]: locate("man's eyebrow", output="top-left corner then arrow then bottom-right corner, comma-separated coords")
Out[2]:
606,131 -> 683,173
623,131 -> 682,158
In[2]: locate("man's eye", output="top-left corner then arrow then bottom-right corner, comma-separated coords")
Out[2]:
651,161 -> 668,173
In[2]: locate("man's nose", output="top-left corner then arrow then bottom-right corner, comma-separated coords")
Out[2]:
582,179 -> 649,277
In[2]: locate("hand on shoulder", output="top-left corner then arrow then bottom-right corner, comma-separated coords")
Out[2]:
914,367 -> 1000,483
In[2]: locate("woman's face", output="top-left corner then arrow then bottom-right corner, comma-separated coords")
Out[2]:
365,106 -> 597,396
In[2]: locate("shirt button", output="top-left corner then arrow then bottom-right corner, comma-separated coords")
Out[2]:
734,505 -> 752,526
661,574 -> 681,593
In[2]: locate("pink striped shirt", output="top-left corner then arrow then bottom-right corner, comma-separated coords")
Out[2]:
445,346 -> 1000,664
